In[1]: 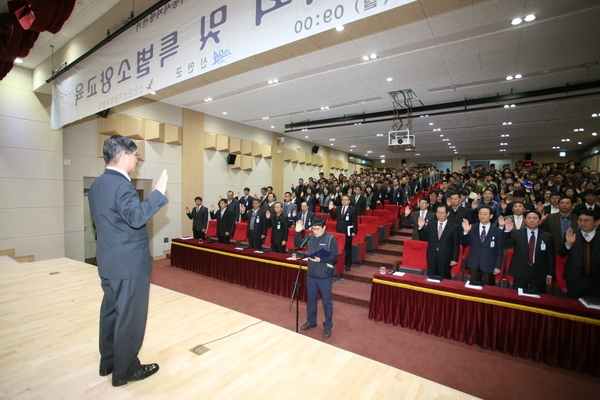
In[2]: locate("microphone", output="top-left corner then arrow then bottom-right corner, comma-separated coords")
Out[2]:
299,232 -> 312,248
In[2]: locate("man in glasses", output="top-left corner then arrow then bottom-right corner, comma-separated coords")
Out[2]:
294,216 -> 338,338
89,135 -> 168,386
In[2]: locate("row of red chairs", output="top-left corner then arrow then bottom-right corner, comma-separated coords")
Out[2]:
396,240 -> 569,295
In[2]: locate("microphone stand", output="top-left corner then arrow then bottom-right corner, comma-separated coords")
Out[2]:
289,233 -> 310,333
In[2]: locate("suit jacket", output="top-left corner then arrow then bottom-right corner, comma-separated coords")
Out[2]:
573,203 -> 600,216
329,205 -> 358,236
505,228 -> 555,280
505,201 -> 535,216
504,214 -> 526,230
390,186 -> 404,205
282,201 -> 297,224
540,213 -> 577,254
186,205 -> 208,231
418,220 -> 460,277
558,228 -> 600,283
295,210 -> 315,229
407,210 -> 435,240
351,194 -> 367,216
242,208 -> 267,238
267,212 -> 288,243
238,194 -> 254,210
303,195 -> 317,213
226,198 -> 240,222
461,223 -> 504,273
89,169 -> 168,280
210,207 -> 235,236
449,206 -> 473,226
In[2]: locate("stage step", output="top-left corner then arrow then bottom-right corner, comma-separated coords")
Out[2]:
332,278 -> 371,308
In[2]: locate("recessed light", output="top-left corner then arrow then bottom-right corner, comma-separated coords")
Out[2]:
267,79 -> 279,84
504,104 -> 516,108
515,74 -> 522,79
335,25 -> 344,31
329,138 -> 335,141
349,149 -> 353,151
320,106 -> 329,110
386,77 -> 393,82
204,97 -> 212,102
433,128 -> 441,131
415,153 -> 420,156
574,128 -> 585,132
506,75 -> 514,80
380,155 -> 385,158
450,146 -> 456,149
370,53 -> 377,59
429,122 -> 434,126
302,128 -> 308,132
511,18 -> 522,25
367,150 -> 373,153
350,145 -> 356,148
578,141 -> 583,145
305,135 -> 308,138
361,55 -> 370,61
376,133 -> 384,137
440,134 -> 444,137
149,91 -> 156,95
501,134 -> 510,137
14,58 -> 23,64
222,112 -> 227,115
502,122 -> 512,125
354,122 -> 362,126
442,138 -> 449,141
524,14 -> 536,22
592,132 -> 598,136
592,113 -> 598,117
271,125 -> 274,129
552,146 -> 560,149
500,142 -> 507,146
262,116 -> 269,120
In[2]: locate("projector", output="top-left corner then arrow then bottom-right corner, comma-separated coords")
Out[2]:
388,130 -> 415,152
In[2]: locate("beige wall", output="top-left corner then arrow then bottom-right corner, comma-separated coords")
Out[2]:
0,66 -> 65,261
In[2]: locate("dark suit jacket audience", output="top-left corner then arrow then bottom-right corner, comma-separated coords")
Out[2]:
505,228 -> 555,293
210,206 -> 235,244
418,219 -> 460,279
186,204 -> 208,239
242,207 -> 268,249
461,223 -> 504,285
558,227 -> 600,298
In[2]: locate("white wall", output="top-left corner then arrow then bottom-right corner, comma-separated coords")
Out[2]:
0,66 -> 65,260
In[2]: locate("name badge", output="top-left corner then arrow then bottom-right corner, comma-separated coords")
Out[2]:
288,212 -> 291,218
277,223 -> 281,229
540,241 -> 546,251
256,217 -> 260,223
346,215 -> 350,221
490,241 -> 495,248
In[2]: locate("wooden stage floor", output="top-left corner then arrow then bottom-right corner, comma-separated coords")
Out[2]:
0,257 -> 478,399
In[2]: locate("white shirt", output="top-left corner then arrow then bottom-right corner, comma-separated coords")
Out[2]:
106,166 -> 131,181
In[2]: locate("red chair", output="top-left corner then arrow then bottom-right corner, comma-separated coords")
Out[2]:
330,232 -> 346,276
360,216 -> 380,252
372,209 -> 391,243
351,224 -> 367,266
314,212 -> 329,222
395,239 -> 428,275
287,228 -> 298,251
553,254 -> 568,296
232,221 -> 248,244
263,227 -> 273,249
205,219 -> 217,239
502,249 -> 515,288
326,220 -> 337,233
450,245 -> 468,281
383,204 -> 400,233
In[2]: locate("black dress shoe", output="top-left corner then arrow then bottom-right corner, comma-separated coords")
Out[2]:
300,322 -> 317,330
112,363 -> 159,387
345,265 -> 351,271
323,328 -> 332,338
99,367 -> 113,376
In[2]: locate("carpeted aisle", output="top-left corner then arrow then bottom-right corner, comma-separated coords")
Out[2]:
151,259 -> 600,400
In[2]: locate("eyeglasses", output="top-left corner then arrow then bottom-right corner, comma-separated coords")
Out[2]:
128,152 -> 141,160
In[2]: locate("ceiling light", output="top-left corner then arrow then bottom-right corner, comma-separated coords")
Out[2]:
574,128 -> 585,132
14,58 -> 23,64
440,134 -> 444,137
442,138 -> 449,141
592,132 -> 598,136
578,141 -> 583,145
262,116 -> 269,120
354,122 -> 362,125
367,150 -> 373,153
506,75 -> 514,80
329,138 -> 335,141
369,53 -> 377,59
335,25 -> 344,31
222,112 -> 227,115
150,91 -> 156,95
305,135 -> 308,138
380,155 -> 385,158
267,79 -> 279,84
552,146 -> 560,149
350,145 -> 356,148
429,122 -> 434,126
204,97 -> 212,102
511,18 -> 522,25
504,104 -> 516,108
270,126 -> 275,129
500,142 -> 507,146
592,113 -> 598,117
415,153 -> 420,156
349,149 -> 353,151
433,128 -> 441,131
361,55 -> 370,61
376,133 -> 384,137
500,149 -> 506,152
447,142 -> 452,145
302,128 -> 308,132
524,14 -> 536,22
502,122 -> 512,125
386,77 -> 393,82
449,146 -> 456,149
514,74 -> 522,79
320,106 -> 329,110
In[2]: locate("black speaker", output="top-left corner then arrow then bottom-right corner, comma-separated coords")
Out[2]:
524,153 -> 532,160
96,108 -> 110,118
401,159 -> 406,164
311,145 -> 319,154
226,154 -> 237,165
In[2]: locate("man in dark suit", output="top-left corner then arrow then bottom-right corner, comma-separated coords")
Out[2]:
418,204 -> 460,279
185,196 -> 208,239
238,187 -> 253,210
241,198 -> 267,249
573,189 -> 600,216
461,206 -> 504,285
404,197 -> 435,239
501,201 -> 528,231
447,191 -> 473,227
504,210 -> 555,293
292,178 -> 306,199
88,135 -> 167,386
282,191 -> 297,228
226,190 -> 240,222
558,210 -> 600,298
266,202 -> 288,253
428,190 -> 441,213
390,178 -> 405,206
502,189 -> 535,216
350,186 -> 367,216
210,199 -> 235,244
295,201 -> 315,230
329,195 -> 358,271
540,196 -> 577,256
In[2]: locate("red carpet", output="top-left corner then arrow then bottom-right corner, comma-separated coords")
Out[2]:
151,259 -> 599,400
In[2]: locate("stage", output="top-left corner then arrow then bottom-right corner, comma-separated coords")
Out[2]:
0,257 -> 477,399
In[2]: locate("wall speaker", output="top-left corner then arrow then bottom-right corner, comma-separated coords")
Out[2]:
311,145 -> 319,154
524,153 -> 532,160
226,154 -> 237,165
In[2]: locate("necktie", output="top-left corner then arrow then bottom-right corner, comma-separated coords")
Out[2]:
197,206 -> 200,212
480,226 -> 487,243
302,213 -> 306,226
342,206 -> 346,216
527,231 -> 535,265
438,222 -> 443,239
590,207 -> 594,211
421,212 -> 425,219
516,216 -> 521,230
